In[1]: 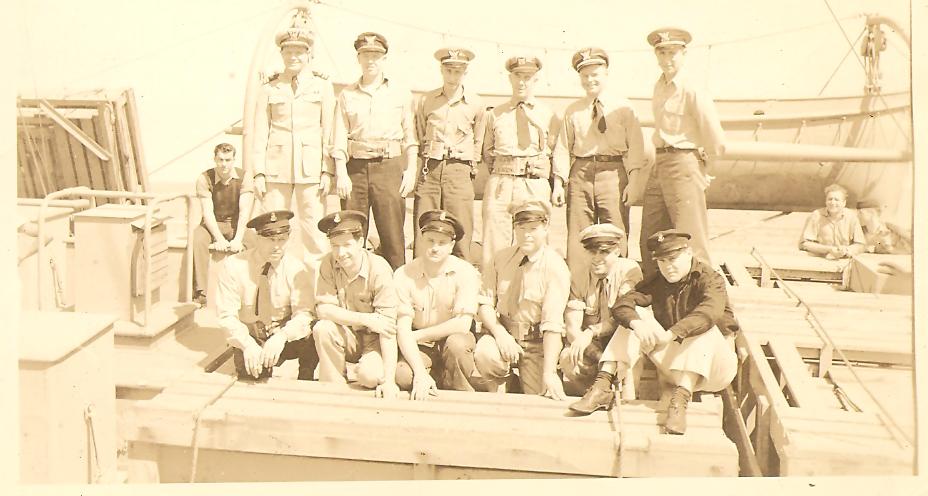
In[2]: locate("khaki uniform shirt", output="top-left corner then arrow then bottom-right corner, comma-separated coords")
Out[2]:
483,98 -> 562,180
216,249 -> 314,350
652,70 -> 726,156
252,71 -> 336,184
799,207 -> 866,249
480,244 -> 570,334
394,256 -> 481,343
315,249 -> 398,327
331,77 -> 418,161
553,90 -> 647,176
415,86 -> 486,162
566,258 -> 643,335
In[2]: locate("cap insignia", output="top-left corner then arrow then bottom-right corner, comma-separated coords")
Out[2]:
333,213 -> 341,223
447,49 -> 461,60
439,211 -> 447,221
580,48 -> 592,61
364,35 -> 377,46
657,232 -> 665,243
517,57 -> 527,66
269,212 -> 277,222
659,32 -> 671,43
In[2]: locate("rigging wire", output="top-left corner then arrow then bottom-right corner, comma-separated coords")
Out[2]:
751,247 -> 915,449
817,28 -> 867,96
318,0 -> 860,53
147,119 -> 242,176
822,0 -> 909,139
57,3 -> 283,99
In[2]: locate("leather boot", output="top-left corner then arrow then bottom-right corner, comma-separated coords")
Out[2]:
665,386 -> 692,434
569,383 -> 615,415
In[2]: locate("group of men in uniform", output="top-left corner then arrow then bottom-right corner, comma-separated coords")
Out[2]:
199,23 -> 739,434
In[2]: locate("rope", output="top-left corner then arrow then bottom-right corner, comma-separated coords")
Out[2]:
750,247 -> 914,448
189,376 -> 238,483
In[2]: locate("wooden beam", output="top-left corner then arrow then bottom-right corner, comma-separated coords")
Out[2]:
123,89 -> 150,192
36,99 -> 111,162
114,99 -> 140,195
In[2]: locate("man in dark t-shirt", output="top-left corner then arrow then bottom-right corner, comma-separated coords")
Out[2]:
193,143 -> 254,305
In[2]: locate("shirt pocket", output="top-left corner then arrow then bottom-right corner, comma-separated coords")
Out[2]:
354,290 -> 374,311
520,270 -> 545,305
296,91 -> 323,127
660,93 -> 687,132
268,95 -> 290,122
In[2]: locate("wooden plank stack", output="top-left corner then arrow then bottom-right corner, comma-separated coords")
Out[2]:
16,90 -> 150,200
719,254 -> 915,475
122,371 -> 739,481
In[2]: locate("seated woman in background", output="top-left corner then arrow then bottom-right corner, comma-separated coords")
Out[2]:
798,183 -> 866,260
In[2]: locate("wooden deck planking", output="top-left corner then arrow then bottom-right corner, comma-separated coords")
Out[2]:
736,327 -> 914,476
125,371 -> 738,478
765,338 -> 829,409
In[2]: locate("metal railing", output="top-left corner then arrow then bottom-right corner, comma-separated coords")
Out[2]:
34,187 -> 195,326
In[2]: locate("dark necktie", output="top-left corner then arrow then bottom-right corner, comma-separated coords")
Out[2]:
593,98 -> 607,133
506,255 -> 530,314
290,77 -> 298,94
595,277 -> 609,323
516,102 -> 532,149
255,262 -> 273,339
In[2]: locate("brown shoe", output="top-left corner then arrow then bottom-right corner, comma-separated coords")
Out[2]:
665,387 -> 692,434
568,384 -> 615,415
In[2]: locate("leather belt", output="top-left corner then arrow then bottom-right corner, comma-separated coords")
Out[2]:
654,146 -> 696,154
499,314 -> 542,343
348,139 -> 402,159
491,155 -> 551,179
577,155 -> 624,163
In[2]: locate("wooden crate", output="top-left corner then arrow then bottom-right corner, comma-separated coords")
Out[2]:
123,371 -> 739,481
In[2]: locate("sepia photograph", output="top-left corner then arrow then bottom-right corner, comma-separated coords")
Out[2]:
8,0 -> 925,491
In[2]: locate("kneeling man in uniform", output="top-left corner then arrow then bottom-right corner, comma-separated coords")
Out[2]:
216,210 -> 318,381
312,210 -> 401,398
394,210 -> 482,399
569,229 -> 738,435
475,200 -> 570,399
559,223 -> 642,396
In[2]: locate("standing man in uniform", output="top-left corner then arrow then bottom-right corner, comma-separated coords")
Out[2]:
559,224 -> 642,396
312,210 -> 401,399
474,200 -> 569,399
394,210 -> 482,399
192,143 -> 254,305
252,26 -> 335,261
332,32 -> 419,270
640,27 -> 726,278
481,56 -> 563,268
414,48 -> 485,264
216,210 -> 318,381
569,230 -> 739,435
554,47 -> 647,268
